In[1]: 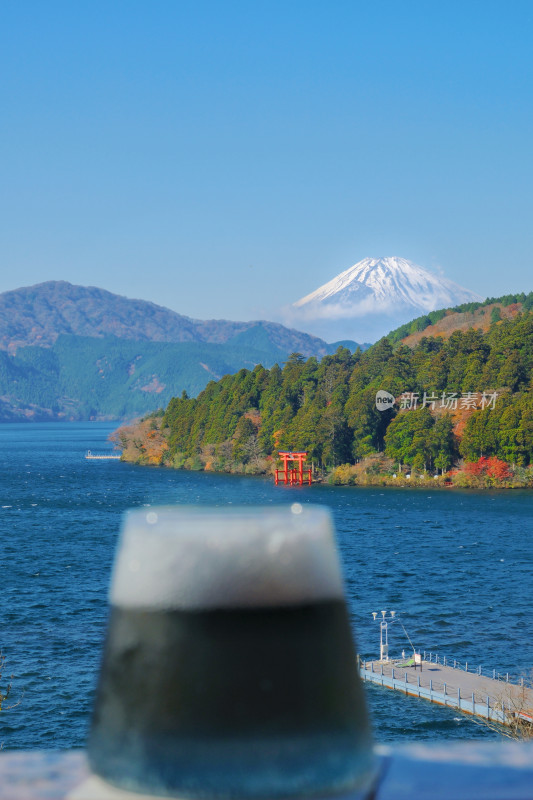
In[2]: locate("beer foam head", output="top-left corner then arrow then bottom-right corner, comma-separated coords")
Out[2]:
110,504 -> 345,610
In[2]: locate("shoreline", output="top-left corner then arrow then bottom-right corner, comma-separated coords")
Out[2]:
117,454 -> 532,491
328,471 -> 532,490
113,417 -> 533,491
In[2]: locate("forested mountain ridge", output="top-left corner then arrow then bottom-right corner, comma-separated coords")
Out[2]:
0,281 -> 360,421
0,333 -> 347,422
388,290 -> 533,345
0,281 -> 336,356
116,308 -> 533,485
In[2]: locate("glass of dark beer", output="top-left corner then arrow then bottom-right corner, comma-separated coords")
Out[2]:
88,504 -> 376,798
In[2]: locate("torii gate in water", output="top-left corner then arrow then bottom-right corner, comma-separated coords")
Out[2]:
275,451 -> 312,485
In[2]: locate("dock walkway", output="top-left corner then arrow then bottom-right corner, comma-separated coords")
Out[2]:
85,451 -> 121,460
360,656 -> 533,727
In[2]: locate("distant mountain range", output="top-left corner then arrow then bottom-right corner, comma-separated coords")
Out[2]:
289,256 -> 482,341
0,280 -> 339,355
0,281 -> 361,421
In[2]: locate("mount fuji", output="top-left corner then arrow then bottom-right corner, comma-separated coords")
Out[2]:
289,257 -> 483,342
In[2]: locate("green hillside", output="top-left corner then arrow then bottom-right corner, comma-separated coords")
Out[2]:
387,290 -> 533,344
119,308 -> 533,483
0,280 -> 363,421
0,332 -> 339,421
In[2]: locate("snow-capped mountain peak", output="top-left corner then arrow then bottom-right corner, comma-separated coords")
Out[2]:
293,257 -> 482,316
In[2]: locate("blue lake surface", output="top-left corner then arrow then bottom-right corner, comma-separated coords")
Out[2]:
0,422 -> 532,749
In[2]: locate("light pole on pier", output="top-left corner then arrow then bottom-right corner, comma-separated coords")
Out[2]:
372,610 -> 396,661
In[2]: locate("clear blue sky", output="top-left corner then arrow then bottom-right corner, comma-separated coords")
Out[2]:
1,1 -> 532,322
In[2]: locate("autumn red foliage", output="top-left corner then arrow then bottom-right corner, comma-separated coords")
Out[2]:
485,457 -> 512,480
465,456 -> 511,480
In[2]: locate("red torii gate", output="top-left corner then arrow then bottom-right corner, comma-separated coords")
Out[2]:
275,451 -> 312,486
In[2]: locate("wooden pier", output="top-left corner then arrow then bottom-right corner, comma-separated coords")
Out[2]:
359,653 -> 533,727
85,450 -> 121,460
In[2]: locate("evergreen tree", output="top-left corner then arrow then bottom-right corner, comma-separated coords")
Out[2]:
145,307 -> 533,473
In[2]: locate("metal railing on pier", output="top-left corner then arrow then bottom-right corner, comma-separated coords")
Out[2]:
420,650 -> 532,688
85,450 -> 122,460
358,656 -> 533,727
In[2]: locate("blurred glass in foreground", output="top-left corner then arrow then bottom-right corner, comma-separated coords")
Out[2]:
88,504 -> 376,798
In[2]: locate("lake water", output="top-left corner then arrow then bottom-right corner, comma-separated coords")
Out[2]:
0,422 -> 532,750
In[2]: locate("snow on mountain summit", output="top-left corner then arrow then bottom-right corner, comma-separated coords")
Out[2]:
293,257 -> 482,318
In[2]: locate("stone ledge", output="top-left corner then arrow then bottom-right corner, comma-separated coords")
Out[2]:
0,742 -> 531,800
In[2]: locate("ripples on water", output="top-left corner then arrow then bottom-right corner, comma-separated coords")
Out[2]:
0,422 -> 532,749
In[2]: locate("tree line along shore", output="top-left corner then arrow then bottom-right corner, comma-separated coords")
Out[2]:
114,308 -> 533,489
